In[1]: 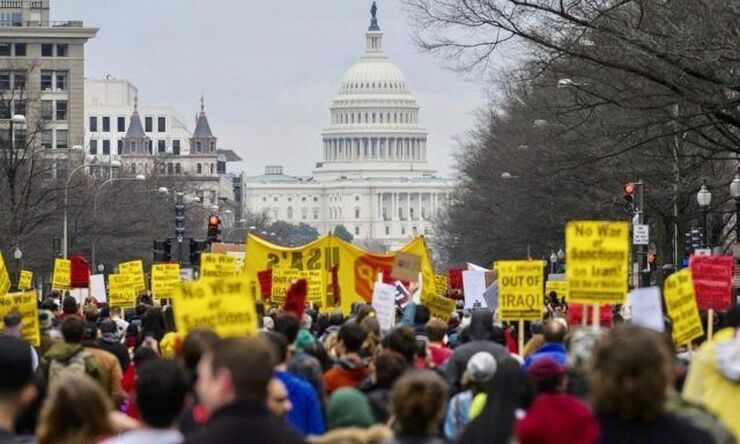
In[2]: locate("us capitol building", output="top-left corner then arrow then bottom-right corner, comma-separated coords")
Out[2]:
242,3 -> 454,250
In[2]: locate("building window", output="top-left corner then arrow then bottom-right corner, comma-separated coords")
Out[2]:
287,207 -> 293,219
102,116 -> 110,132
196,163 -> 202,174
167,163 -> 173,175
144,117 -> 152,132
40,100 -> 52,120
313,208 -> 319,219
355,195 -> 360,201
55,71 -> 67,91
117,140 -> 123,155
55,100 -> 67,121
157,117 -> 165,132
262,197 -> 267,202
301,196 -> 306,202
56,44 -> 68,57
313,197 -> 318,202
355,208 -> 360,219
210,163 -> 214,174
172,140 -> 180,155
89,116 -> 97,132
273,196 -> 278,202
385,226 -> 390,235
40,70 -> 52,90
89,140 -> 97,155
157,140 -> 165,153
117,116 -> 125,132
0,43 -> 10,56
14,43 -> 25,57
175,163 -> 181,174
401,227 -> 406,235
355,226 -> 360,235
55,129 -> 68,149
41,130 -> 52,149
196,141 -> 201,152
0,71 -> 8,90
41,44 -> 53,57
102,140 -> 110,155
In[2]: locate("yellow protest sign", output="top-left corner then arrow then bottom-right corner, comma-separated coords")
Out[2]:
52,258 -> 71,291
271,269 -> 324,305
17,270 -> 33,291
565,221 -> 629,304
108,274 -> 137,308
151,263 -> 180,299
172,276 -> 258,337
200,253 -> 238,281
664,269 -> 703,345
545,280 -> 567,301
119,260 -> 146,292
435,274 -> 449,295
497,260 -> 545,321
0,252 -> 10,295
0,291 -> 40,346
424,293 -> 456,322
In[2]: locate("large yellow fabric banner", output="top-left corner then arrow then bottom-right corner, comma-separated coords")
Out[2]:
243,234 -> 436,314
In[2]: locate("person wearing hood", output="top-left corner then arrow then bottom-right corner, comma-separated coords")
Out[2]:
323,322 -> 369,395
683,306 -> 740,438
309,388 -> 393,444
97,318 -> 130,372
445,310 -> 509,393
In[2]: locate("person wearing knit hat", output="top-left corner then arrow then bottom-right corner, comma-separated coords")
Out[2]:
515,357 -> 599,444
325,388 -> 376,430
444,352 -> 497,440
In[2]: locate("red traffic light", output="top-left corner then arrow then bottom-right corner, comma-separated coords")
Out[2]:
624,183 -> 635,195
208,215 -> 221,227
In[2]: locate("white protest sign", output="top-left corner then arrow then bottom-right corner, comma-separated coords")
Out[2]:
483,281 -> 498,312
633,224 -> 649,245
89,274 -> 107,303
628,286 -> 664,332
372,282 -> 397,332
463,270 -> 487,309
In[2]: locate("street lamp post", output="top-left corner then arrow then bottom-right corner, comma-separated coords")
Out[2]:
13,247 -> 22,290
549,251 -> 557,274
696,181 -> 712,249
63,161 -> 121,258
91,174 -> 146,269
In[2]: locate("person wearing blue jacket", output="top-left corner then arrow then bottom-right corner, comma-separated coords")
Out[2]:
523,319 -> 568,370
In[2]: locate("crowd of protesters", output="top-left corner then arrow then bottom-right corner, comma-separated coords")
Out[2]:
0,290 -> 737,444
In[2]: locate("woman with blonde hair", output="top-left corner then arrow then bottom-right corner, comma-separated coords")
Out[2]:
37,372 -> 115,444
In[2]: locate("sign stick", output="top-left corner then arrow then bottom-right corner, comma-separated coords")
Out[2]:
518,320 -> 524,354
592,302 -> 599,327
581,304 -> 588,327
707,308 -> 714,340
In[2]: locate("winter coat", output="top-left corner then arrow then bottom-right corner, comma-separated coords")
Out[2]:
323,355 -> 369,395
515,393 -> 599,444
522,343 -> 568,370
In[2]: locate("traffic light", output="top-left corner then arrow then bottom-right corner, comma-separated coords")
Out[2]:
189,239 -> 208,266
207,215 -> 222,244
623,183 -> 636,213
153,239 -> 172,262
174,201 -> 185,241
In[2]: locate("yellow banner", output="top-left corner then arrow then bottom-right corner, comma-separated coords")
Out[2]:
108,273 -> 137,308
271,269 -> 324,305
119,260 -> 146,292
664,269 -> 703,345
17,270 -> 32,291
172,277 -> 258,337
151,263 -> 180,299
424,293 -> 456,322
545,280 -> 567,301
0,252 -> 10,295
0,291 -> 40,346
435,274 -> 449,295
565,221 -> 629,304
200,253 -> 238,281
52,258 -> 71,291
243,234 -> 436,314
497,260 -> 545,321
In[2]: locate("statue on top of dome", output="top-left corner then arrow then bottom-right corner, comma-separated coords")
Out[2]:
369,1 -> 380,31
371,1 -> 377,19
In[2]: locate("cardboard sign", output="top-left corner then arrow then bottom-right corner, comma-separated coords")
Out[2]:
566,221 -> 629,304
108,274 -> 137,308
425,293 -> 456,322
0,252 -> 9,295
372,282 -> 397,331
628,287 -> 664,332
690,255 -> 733,311
172,277 -> 258,337
497,260 -> 545,321
392,252 -> 422,282
118,260 -> 146,292
462,270 -> 487,309
52,258 -> 71,291
151,263 -> 181,299
271,269 -> 323,306
664,269 -> 703,345
545,280 -> 568,301
483,281 -> 499,313
0,291 -> 40,346
89,274 -> 107,303
435,274 -> 449,295
200,253 -> 238,281
17,270 -> 32,291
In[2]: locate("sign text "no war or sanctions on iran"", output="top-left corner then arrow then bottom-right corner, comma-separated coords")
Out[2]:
566,221 -> 629,305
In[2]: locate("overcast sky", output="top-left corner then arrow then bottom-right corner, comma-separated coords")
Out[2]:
54,0 -> 484,177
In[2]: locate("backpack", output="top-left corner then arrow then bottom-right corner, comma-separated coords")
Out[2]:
47,348 -> 95,386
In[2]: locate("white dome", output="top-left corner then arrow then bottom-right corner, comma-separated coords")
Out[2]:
339,57 -> 411,95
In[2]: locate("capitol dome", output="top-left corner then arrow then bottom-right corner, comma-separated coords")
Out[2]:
315,3 -> 433,180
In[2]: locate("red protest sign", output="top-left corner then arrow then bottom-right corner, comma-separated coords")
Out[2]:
690,255 -> 733,311
257,269 -> 273,301
567,304 -> 613,327
448,268 -> 464,289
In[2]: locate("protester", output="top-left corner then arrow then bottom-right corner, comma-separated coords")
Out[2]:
515,357 -> 599,444
96,319 -> 130,372
109,307 -> 129,343
381,325 -> 417,366
121,346 -> 159,420
103,359 -> 188,444
36,373 -> 114,444
2,311 -> 39,371
426,318 -> 453,367
60,296 -> 82,322
307,388 -> 393,444
523,319 -> 567,369
682,305 -> 740,438
444,351 -> 496,440
0,336 -> 38,443
323,322 -> 369,395
185,337 -> 303,444
390,370 -> 448,444
564,327 -> 603,399
83,324 -> 126,407
589,325 -> 713,444
446,310 -> 509,393
40,317 -> 105,388
360,350 -> 408,423
267,378 -> 292,421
